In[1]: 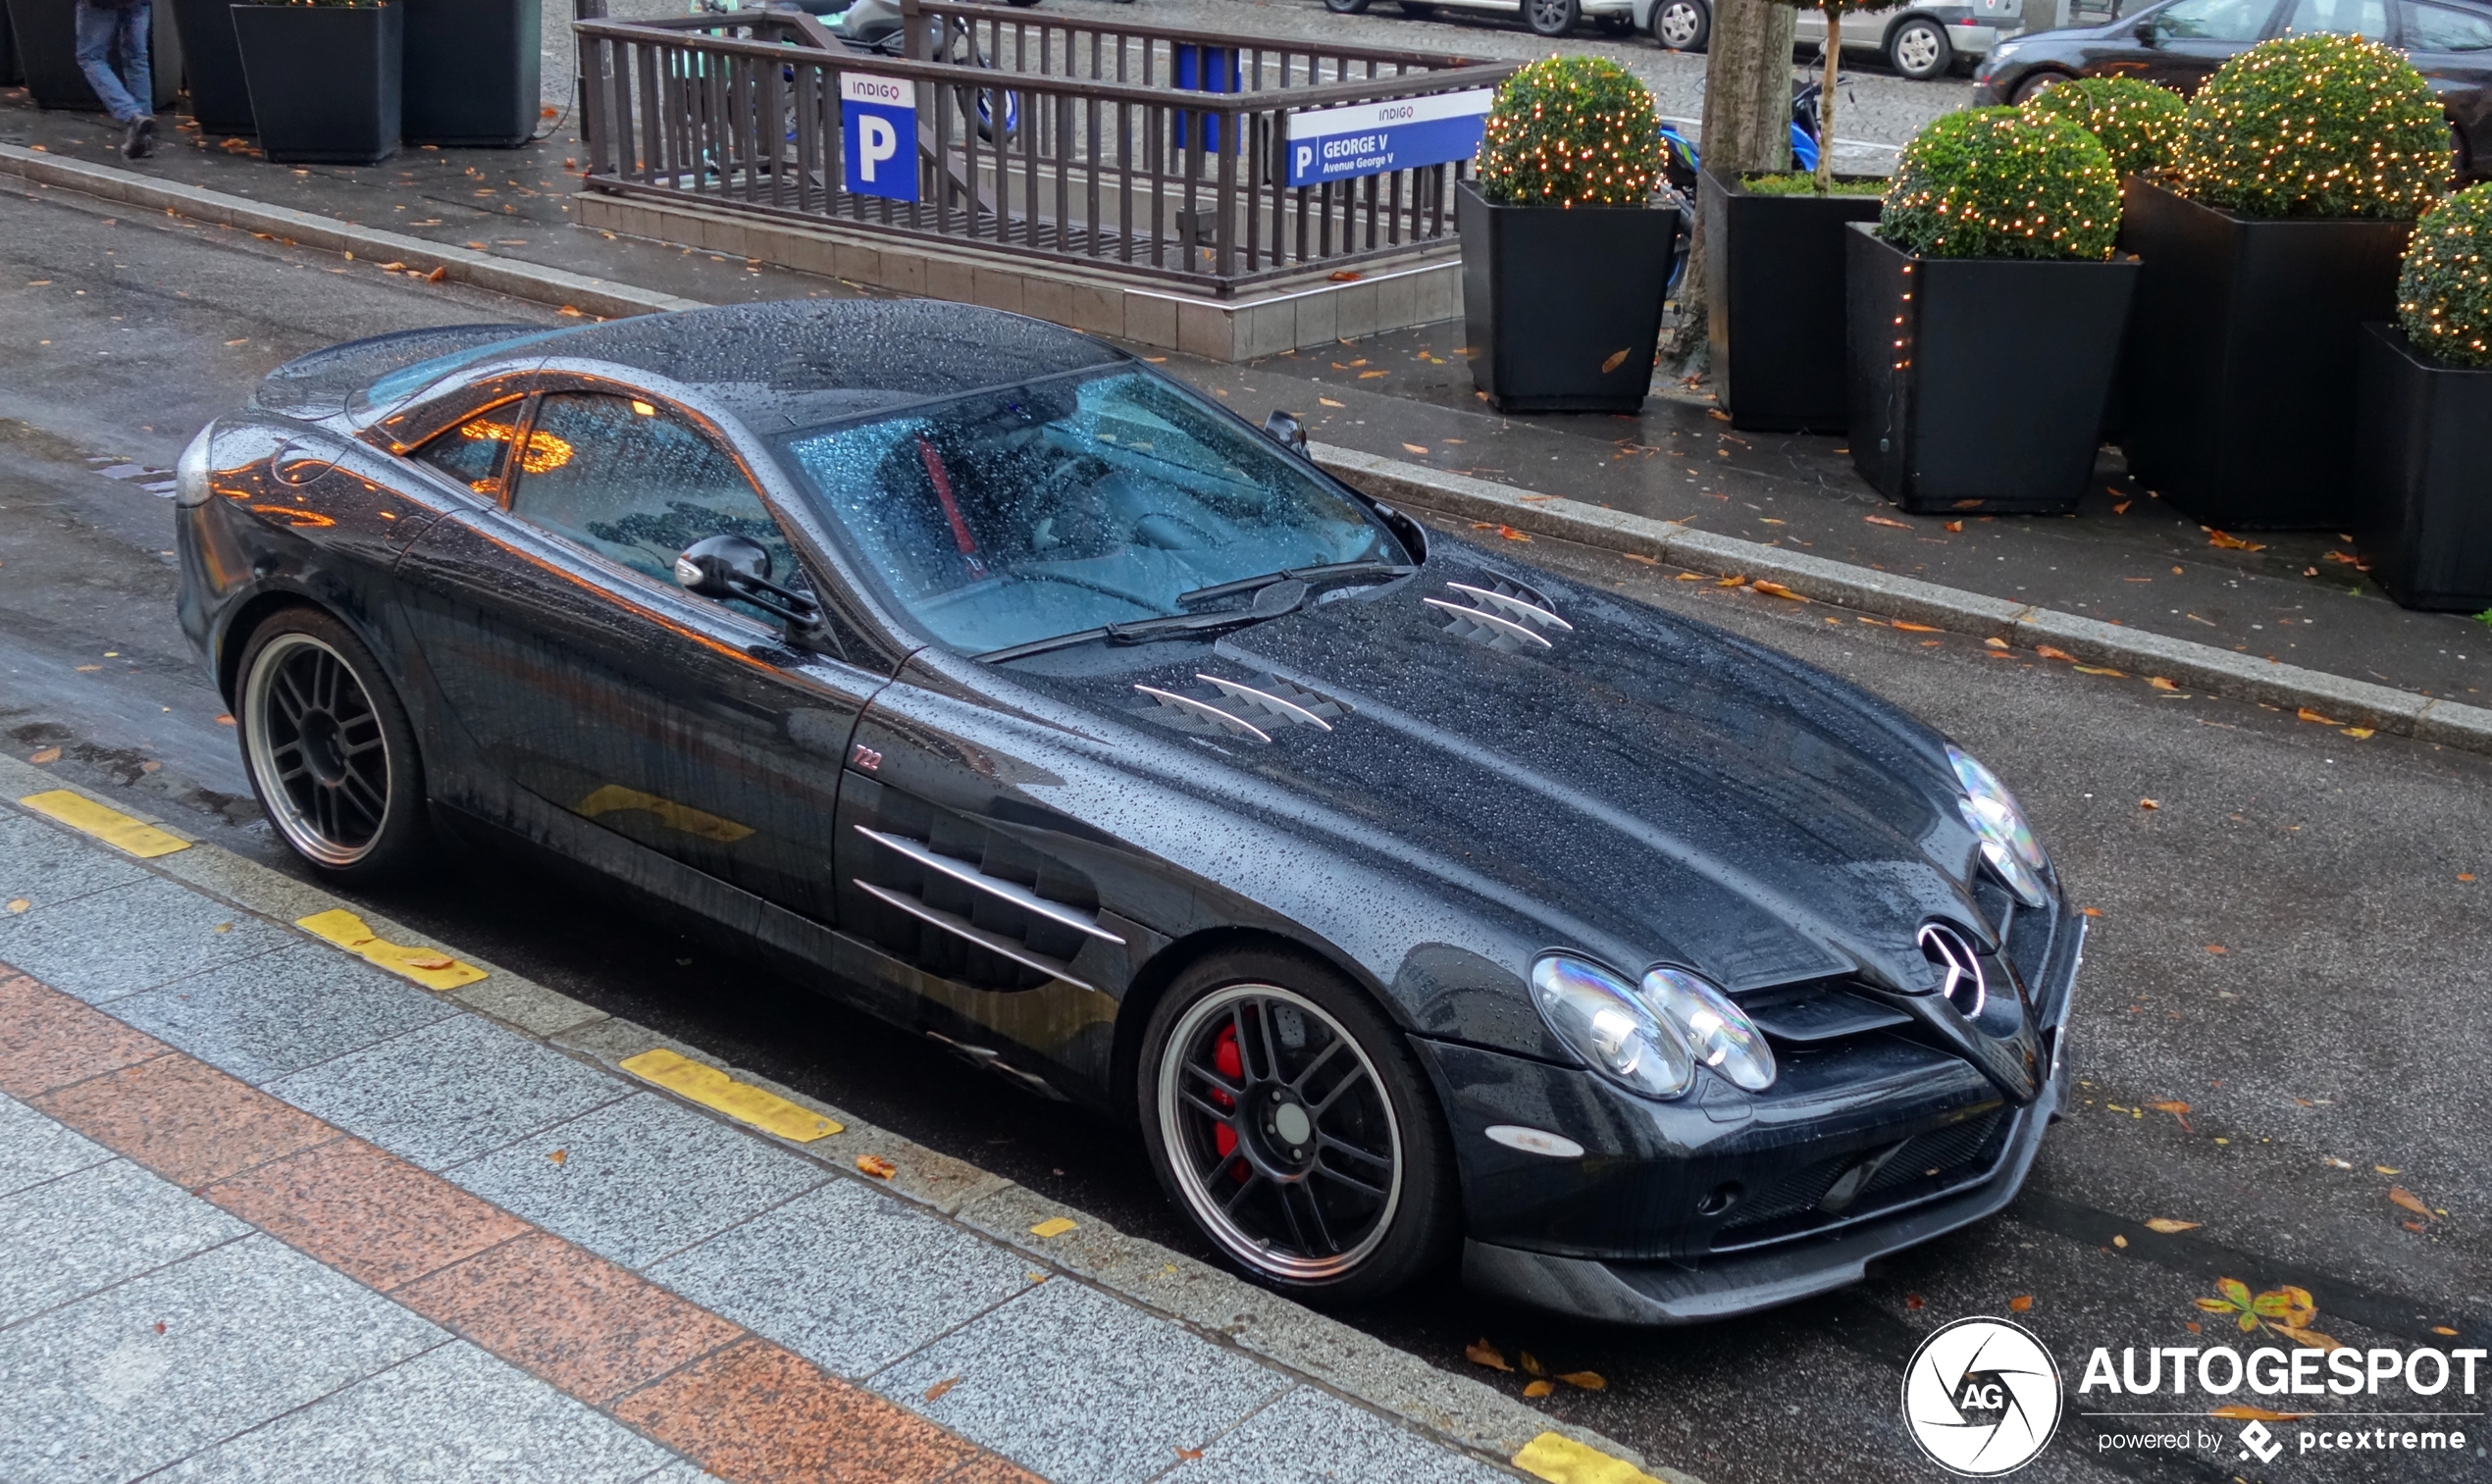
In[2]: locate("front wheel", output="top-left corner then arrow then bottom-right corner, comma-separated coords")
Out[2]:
1323,0 -> 1372,14
1887,17 -> 1953,80
2009,68 -> 2076,105
235,608 -> 429,881
1525,0 -> 1579,36
1139,948 -> 1458,1303
1652,0 -> 1708,49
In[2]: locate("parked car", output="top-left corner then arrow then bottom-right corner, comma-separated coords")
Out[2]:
175,300 -> 2081,1322
1972,0 -> 2492,176
1634,0 -> 2026,77
1325,0 -> 1641,40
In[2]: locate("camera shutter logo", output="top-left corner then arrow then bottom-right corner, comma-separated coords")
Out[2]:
1900,1317 -> 2062,1475
2237,1419 -> 2283,1463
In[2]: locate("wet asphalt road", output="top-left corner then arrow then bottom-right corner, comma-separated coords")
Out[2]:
4,180 -> 2489,1484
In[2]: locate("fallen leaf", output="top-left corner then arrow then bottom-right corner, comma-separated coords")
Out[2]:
2204,945 -> 2225,955
2323,1156 -> 2354,1169
2212,1405 -> 2310,1422
1358,370 -> 1387,379
2269,1324 -> 2344,1351
425,266 -> 447,283
2082,906 -> 2103,917
2140,798 -> 2160,810
1674,570 -> 1704,579
2150,676 -> 2179,691
2034,645 -> 2076,662
2113,1234 -> 2129,1248
1495,525 -> 1531,542
2206,530 -> 2266,551
2148,1100 -> 2193,1132
2342,727 -> 2374,740
857,1154 -> 897,1179
2145,1218 -> 2202,1234
1465,1339 -> 1512,1372
924,1377 -> 960,1402
2376,1165 -> 2402,1175
2113,500 -> 2132,514
5,899 -> 27,914
1892,620 -> 1940,633
556,305 -> 585,317
1318,396 -> 1344,408
2462,874 -> 2477,883
28,747 -> 61,764
546,1149 -> 567,1165
1945,520 -> 1964,533
2389,1187 -> 2433,1218
1558,1371 -> 1606,1390
1520,1352 -> 1544,1377
2008,1295 -> 2034,1312
2297,708 -> 2340,726
1523,1379 -> 1555,1398
1751,581 -> 1806,601
1622,552 -> 1660,566
1402,443 -> 1429,455
1864,514 -> 1912,529
215,714 -> 235,726
1984,638 -> 2010,650
1175,1444 -> 1205,1459
1029,1216 -> 1077,1238
2433,1326 -> 2459,1336
1715,574 -> 1747,588
2075,665 -> 2127,677
1327,270 -> 1362,282
1600,349 -> 1631,374
1708,408 -> 1731,422
1905,1293 -> 1925,1309
153,1320 -> 166,1334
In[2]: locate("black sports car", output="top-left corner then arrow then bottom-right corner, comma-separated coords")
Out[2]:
174,300 -> 2080,1322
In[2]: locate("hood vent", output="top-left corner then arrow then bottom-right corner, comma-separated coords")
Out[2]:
1134,685 -> 1272,743
1133,673 -> 1351,742
1426,577 -> 1569,651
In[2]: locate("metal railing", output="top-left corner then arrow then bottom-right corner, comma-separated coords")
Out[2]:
573,3 -> 1516,294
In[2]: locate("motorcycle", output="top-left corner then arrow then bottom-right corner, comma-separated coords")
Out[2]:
1655,77 -> 1824,197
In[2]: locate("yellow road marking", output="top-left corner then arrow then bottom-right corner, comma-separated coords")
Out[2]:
20,791 -> 191,858
295,908 -> 488,991
620,1049 -> 843,1143
1028,1217 -> 1077,1239
575,785 -> 754,844
1512,1434 -> 1665,1484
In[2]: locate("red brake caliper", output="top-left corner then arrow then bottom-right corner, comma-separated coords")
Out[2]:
1211,1024 -> 1248,1182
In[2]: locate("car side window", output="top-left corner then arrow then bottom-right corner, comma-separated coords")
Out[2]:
2283,0 -> 2388,36
507,391 -> 805,614
412,403 -> 526,500
2152,0 -> 2277,37
2407,0 -> 2492,46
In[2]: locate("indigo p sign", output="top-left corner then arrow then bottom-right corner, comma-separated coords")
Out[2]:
842,73 -> 916,202
1285,89 -> 1493,188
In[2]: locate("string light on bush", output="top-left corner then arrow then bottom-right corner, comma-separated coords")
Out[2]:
1476,57 -> 1666,209
1880,108 -> 2120,261
2020,77 -> 2186,179
2175,32 -> 2447,220
2399,181 -> 2492,367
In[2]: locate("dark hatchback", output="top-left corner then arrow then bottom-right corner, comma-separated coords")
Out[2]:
173,300 -> 2082,1324
1972,0 -> 2492,177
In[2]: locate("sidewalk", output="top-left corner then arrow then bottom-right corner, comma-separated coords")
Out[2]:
0,756 -> 1670,1484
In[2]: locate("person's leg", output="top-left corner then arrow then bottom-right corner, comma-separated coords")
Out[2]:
74,0 -> 147,123
118,2 -> 154,121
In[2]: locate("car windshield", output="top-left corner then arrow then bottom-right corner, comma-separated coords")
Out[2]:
771,368 -> 1404,654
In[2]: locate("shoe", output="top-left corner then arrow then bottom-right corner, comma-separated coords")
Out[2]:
123,116 -> 155,160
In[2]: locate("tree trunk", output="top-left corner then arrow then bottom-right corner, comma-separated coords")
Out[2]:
1816,9 -> 1841,191
1666,0 -> 1797,368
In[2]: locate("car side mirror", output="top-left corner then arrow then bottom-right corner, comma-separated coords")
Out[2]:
2133,17 -> 2155,43
676,534 -> 820,632
1262,410 -> 1308,456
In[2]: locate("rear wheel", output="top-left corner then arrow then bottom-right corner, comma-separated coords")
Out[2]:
1526,0 -> 1579,36
1324,0 -> 1372,14
1139,947 -> 1457,1303
1887,17 -> 1953,80
1652,0 -> 1709,50
235,608 -> 429,881
2009,68 -> 2076,104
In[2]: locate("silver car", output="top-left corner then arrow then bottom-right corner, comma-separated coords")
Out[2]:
1634,0 -> 2024,77
1326,0 -> 1642,40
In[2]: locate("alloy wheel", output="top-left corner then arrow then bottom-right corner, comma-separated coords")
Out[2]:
1893,23 -> 1946,77
1658,0 -> 1704,46
1157,983 -> 1404,1281
1527,0 -> 1576,34
242,633 -> 394,868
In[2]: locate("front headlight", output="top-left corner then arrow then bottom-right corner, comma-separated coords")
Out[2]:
1947,743 -> 2051,907
1640,967 -> 1776,1092
174,424 -> 216,509
1531,955 -> 1694,1100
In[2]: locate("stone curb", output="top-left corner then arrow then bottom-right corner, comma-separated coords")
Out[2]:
0,142 -> 702,322
0,751 -> 1681,1483
1315,442 -> 2492,754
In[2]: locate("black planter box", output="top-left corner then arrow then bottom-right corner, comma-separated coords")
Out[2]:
1459,179 -> 1682,414
168,0 -> 252,132
232,1 -> 400,165
2353,324 -> 2492,612
400,0 -> 538,147
1700,169 -> 1885,434
1846,224 -> 2139,515
2,5 -> 19,87
6,0 -> 182,112
2115,177 -> 2412,531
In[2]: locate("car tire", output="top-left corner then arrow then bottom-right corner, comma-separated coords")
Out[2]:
234,607 -> 430,882
1137,946 -> 1459,1304
2009,68 -> 2076,105
1324,0 -> 1372,14
1525,0 -> 1579,36
1595,12 -> 1635,34
1887,17 -> 1953,80
1651,0 -> 1708,50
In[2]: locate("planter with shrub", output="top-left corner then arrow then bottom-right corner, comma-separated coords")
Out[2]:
170,0 -> 255,133
1846,107 -> 2137,514
2355,182 -> 2492,611
1460,56 -> 1681,414
232,0 -> 401,164
2117,33 -> 2447,530
1701,170 -> 1886,433
400,0 -> 539,147
7,0 -> 182,113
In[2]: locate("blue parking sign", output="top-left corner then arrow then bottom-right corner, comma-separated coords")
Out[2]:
843,73 -> 916,202
1285,89 -> 1494,188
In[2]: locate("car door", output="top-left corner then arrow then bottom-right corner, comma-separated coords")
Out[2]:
2399,0 -> 2492,173
392,386 -> 892,926
2103,0 -> 2284,87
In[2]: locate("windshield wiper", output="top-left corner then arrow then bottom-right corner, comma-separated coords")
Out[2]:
1176,559 -> 1414,607
978,578 -> 1318,664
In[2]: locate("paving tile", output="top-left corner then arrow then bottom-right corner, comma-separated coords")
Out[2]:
870,1278 -> 1291,1484
158,1340 -> 677,1483
445,1094 -> 828,1269
269,1013 -> 631,1171
0,1234 -> 444,1484
200,1138 -> 531,1293
648,1179 -> 1028,1379
1176,1387 -> 1516,1484
400,1231 -> 745,1406
0,878 -> 293,1004
0,1092 -> 113,1198
0,810 -> 151,908
111,941 -> 459,1086
0,1158 -> 248,1326
611,1337 -> 976,1484
0,971 -> 173,1099
630,1461 -> 725,1484
35,1054 -> 337,1191
938,1457 -> 1051,1484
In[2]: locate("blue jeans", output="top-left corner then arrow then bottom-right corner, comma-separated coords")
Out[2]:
75,0 -> 153,125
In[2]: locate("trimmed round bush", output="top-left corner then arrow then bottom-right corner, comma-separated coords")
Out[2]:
2020,77 -> 2187,179
1476,56 -> 1667,208
1880,107 -> 2121,261
2399,181 -> 2492,366
2177,33 -> 2447,220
